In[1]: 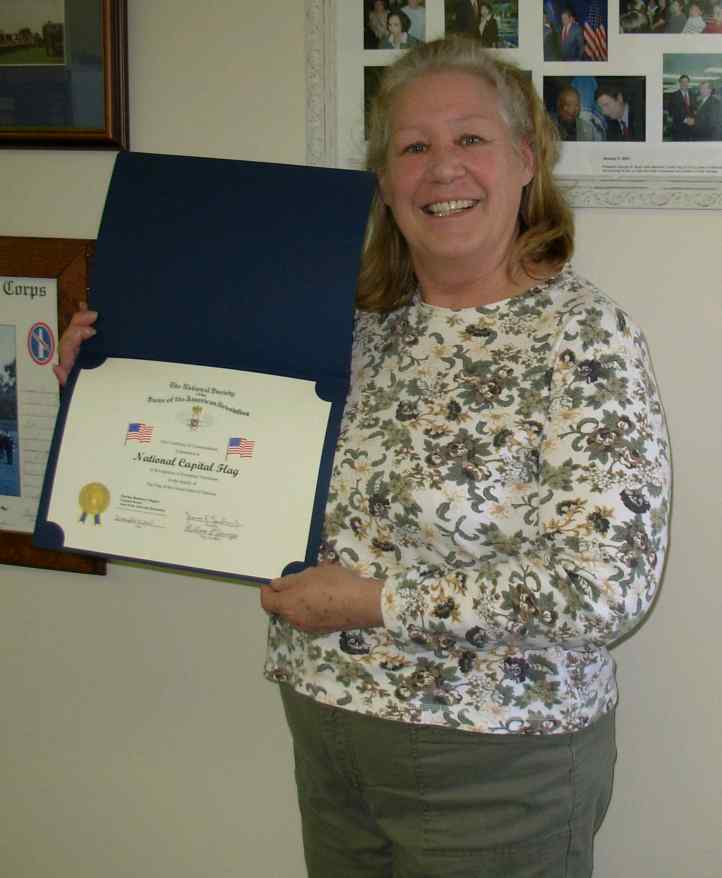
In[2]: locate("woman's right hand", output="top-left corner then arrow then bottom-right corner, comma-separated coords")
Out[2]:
53,302 -> 98,387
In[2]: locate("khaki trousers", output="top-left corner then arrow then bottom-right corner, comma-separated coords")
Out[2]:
280,684 -> 616,878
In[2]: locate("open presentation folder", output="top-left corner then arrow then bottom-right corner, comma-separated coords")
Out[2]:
33,151 -> 376,583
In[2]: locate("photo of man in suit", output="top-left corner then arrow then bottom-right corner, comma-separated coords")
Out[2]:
544,78 -> 608,141
691,80 -> 722,140
553,85 -> 604,141
668,74 -> 696,141
595,80 -> 645,141
560,6 -> 584,60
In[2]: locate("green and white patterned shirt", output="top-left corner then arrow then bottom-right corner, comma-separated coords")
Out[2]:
265,265 -> 671,735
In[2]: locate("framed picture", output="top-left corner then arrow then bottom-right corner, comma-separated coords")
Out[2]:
0,236 -> 106,575
306,0 -> 722,209
0,0 -> 128,149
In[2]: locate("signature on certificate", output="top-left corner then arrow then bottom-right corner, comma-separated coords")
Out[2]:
115,514 -> 165,530
184,512 -> 242,542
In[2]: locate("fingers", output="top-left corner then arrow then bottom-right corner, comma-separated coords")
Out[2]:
260,584 -> 283,615
55,307 -> 98,387
53,363 -> 69,386
260,574 -> 297,616
268,575 -> 296,591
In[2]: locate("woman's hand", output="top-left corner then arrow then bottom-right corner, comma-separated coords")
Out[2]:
260,565 -> 384,634
53,302 -> 97,386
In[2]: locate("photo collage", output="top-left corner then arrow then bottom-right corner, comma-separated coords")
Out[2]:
357,2 -> 722,156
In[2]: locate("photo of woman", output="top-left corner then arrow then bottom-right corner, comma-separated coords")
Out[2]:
444,1 -> 519,47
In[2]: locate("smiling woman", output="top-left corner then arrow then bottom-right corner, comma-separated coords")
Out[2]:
361,38 -> 574,311
51,33 -> 671,878
377,72 -> 535,306
260,35 -> 671,878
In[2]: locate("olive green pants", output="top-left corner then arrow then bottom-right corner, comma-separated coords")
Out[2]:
280,685 -> 616,878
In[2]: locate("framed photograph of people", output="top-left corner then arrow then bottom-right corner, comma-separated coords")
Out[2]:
0,0 -> 128,149
0,236 -> 106,574
663,53 -> 722,140
306,0 -> 722,208
544,75 -> 646,141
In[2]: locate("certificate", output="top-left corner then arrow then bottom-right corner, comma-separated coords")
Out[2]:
33,153 -> 374,580
40,357 -> 333,581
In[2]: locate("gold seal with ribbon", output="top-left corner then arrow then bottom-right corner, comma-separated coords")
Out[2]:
78,482 -> 111,525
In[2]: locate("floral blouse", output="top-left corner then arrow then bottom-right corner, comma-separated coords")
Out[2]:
264,265 -> 671,735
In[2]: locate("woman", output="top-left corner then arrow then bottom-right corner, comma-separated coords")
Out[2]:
368,0 -> 389,47
478,2 -> 499,46
380,10 -> 421,49
263,38 -> 670,876
58,38 -> 670,878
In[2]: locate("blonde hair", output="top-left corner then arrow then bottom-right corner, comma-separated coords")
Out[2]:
358,36 -> 574,312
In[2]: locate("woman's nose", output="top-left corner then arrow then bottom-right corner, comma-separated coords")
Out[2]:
428,146 -> 465,183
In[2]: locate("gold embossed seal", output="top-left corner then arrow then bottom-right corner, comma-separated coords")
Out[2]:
78,482 -> 111,525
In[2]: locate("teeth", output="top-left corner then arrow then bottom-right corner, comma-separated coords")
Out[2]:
425,199 -> 476,216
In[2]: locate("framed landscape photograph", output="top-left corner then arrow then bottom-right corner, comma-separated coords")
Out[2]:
306,0 -> 722,209
0,236 -> 106,574
0,0 -> 128,149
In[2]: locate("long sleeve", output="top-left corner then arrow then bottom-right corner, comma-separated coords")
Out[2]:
381,294 -> 671,654
266,268 -> 672,732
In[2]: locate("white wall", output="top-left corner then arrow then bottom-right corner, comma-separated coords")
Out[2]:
1,3 -> 720,876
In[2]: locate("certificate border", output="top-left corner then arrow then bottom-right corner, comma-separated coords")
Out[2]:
305,0 -> 722,210
0,0 -> 129,150
0,236 -> 106,575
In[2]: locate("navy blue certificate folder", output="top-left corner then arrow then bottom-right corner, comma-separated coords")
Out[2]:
34,151 -> 375,581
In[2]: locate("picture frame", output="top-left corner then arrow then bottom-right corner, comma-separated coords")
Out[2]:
0,236 -> 106,575
305,0 -> 722,209
0,0 -> 128,150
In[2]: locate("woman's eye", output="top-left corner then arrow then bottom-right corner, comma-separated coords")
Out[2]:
402,142 -> 427,154
460,134 -> 484,146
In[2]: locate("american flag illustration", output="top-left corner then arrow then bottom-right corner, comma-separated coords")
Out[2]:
126,422 -> 154,443
583,1 -> 607,61
226,437 -> 255,459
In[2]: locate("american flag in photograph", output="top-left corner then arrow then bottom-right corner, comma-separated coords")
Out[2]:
226,437 -> 255,459
126,422 -> 154,443
583,1 -> 607,61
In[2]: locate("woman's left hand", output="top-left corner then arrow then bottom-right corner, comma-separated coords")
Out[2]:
260,566 -> 383,634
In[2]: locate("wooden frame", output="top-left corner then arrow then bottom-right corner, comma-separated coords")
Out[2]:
0,0 -> 129,150
0,236 -> 105,574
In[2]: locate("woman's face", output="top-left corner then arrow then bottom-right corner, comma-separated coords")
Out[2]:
373,1 -> 385,13
378,71 -> 534,282
388,14 -> 403,38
